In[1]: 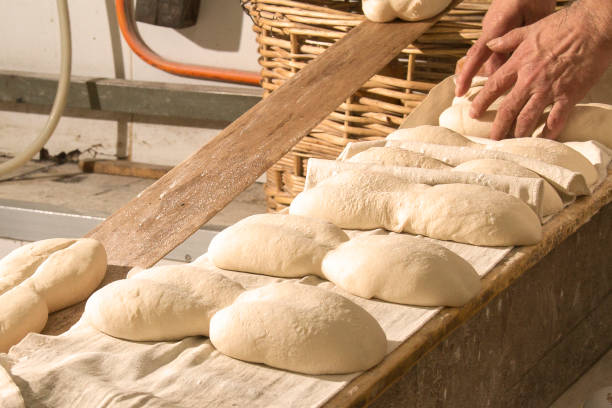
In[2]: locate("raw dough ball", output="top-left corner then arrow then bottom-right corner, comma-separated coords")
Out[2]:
322,234 -> 480,306
452,159 -> 563,216
0,238 -> 75,296
439,104 -> 498,139
24,238 -> 107,313
209,281 -> 387,375
86,266 -> 243,341
348,146 -> 451,169
386,125 -> 475,146
362,0 -> 396,22
488,138 -> 598,186
0,286 -> 48,353
290,171 -> 542,246
208,214 -> 348,278
363,0 -> 452,22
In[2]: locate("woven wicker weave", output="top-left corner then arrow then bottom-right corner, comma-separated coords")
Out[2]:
242,0 -> 567,211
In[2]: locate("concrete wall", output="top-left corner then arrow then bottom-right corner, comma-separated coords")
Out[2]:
0,0 -> 260,166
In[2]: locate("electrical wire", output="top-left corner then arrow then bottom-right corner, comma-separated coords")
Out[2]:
0,0 -> 72,177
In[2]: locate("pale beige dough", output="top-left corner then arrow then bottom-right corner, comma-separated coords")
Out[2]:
541,103 -> 612,149
363,0 -> 452,22
290,171 -> 542,246
386,125 -> 476,147
0,286 -> 48,353
439,103 -> 499,139
208,214 -> 348,278
0,238 -> 107,352
487,138 -> 598,186
452,159 -> 563,216
348,146 -> 451,169
209,281 -> 387,375
0,238 -> 75,296
322,234 -> 480,307
85,265 -> 243,341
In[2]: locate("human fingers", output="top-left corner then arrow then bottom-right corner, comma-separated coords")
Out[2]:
469,63 -> 517,119
486,26 -> 527,55
541,99 -> 572,140
513,93 -> 550,138
489,85 -> 531,140
455,40 -> 493,96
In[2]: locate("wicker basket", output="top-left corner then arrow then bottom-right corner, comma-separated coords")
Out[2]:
241,0 -> 563,211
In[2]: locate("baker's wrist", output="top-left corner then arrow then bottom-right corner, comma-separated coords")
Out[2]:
572,0 -> 612,47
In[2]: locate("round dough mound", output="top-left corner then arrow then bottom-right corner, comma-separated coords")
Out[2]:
488,138 -> 598,186
363,0 -> 451,22
208,214 -> 349,278
400,184 -> 542,246
439,104 -> 497,139
348,146 -> 451,169
386,125 -> 475,147
322,234 -> 480,306
209,281 -> 387,375
452,159 -> 563,216
85,266 -> 244,341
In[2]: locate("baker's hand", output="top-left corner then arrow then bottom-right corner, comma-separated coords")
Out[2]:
469,0 -> 612,140
455,0 -> 555,96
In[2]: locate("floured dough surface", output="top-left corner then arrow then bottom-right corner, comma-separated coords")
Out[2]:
487,138 -> 598,186
86,265 -> 243,341
348,146 -> 451,169
209,281 -> 387,375
386,125 -> 475,146
0,238 -> 75,296
208,214 -> 348,278
439,103 -> 498,139
322,234 -> 480,306
0,238 -> 107,352
0,286 -> 48,353
290,171 -> 542,246
453,159 -> 563,216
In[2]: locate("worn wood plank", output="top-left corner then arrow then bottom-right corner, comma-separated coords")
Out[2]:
322,172 -> 612,407
85,7 -> 462,267
79,159 -> 171,179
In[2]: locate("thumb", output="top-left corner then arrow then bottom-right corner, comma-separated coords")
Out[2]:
486,27 -> 527,54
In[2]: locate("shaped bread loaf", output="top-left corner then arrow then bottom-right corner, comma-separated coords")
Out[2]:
289,171 -> 542,246
0,238 -> 107,352
209,214 -> 481,307
321,234 -> 480,307
209,281 -> 387,375
362,0 -> 452,22
386,125 -> 477,147
208,214 -> 348,278
348,146 -> 451,169
452,159 -> 563,216
84,264 -> 387,375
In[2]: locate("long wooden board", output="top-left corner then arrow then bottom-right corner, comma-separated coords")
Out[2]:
85,3 -> 461,267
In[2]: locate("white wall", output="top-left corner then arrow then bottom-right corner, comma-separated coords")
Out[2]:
0,0 -> 261,166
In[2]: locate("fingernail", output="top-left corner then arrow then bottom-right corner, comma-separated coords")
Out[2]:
486,38 -> 499,48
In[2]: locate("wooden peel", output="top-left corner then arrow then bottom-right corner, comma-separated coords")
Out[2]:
86,3 -> 462,267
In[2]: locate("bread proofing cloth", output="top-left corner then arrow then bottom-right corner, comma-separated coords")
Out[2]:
0,238 -> 512,408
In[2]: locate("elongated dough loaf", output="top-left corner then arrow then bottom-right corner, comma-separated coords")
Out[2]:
0,238 -> 107,352
487,138 -> 598,186
208,214 -> 348,278
386,125 -> 476,147
322,234 -> 480,306
452,159 -> 563,216
439,103 -> 499,139
290,171 -> 542,246
209,281 -> 387,375
362,0 -> 452,22
348,146 -> 451,169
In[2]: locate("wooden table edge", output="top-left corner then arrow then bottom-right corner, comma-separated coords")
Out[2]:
322,171 -> 612,408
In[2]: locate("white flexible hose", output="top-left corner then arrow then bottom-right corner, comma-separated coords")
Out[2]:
0,0 -> 71,177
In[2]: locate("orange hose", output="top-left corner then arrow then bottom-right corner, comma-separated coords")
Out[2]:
115,0 -> 261,85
